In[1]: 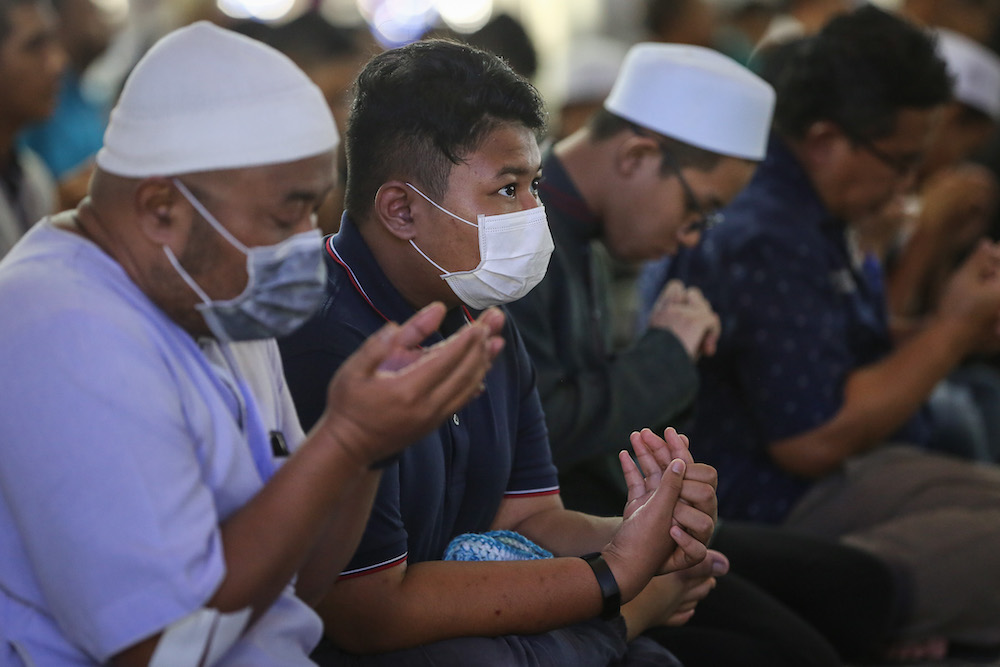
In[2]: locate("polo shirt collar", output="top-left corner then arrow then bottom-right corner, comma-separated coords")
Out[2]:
328,211 -> 423,325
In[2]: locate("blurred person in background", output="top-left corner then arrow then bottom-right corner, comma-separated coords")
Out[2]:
756,0 -> 855,48
0,0 -> 64,259
235,12 -> 374,234
855,27 -> 1000,464
645,0 -> 719,47
897,0 -> 1000,45
20,0 -> 114,211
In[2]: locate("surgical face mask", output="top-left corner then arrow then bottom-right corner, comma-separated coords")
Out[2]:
406,183 -> 554,310
164,179 -> 327,343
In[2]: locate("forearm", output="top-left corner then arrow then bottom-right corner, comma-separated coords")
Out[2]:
499,506 -> 620,557
210,416 -> 369,617
295,468 -> 382,606
771,317 -> 971,477
322,558 -> 605,654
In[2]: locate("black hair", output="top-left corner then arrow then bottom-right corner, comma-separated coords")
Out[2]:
344,39 -> 547,220
587,107 -> 724,172
763,5 -> 952,142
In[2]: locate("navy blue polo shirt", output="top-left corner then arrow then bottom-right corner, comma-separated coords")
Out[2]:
667,135 -> 930,523
278,215 -> 559,576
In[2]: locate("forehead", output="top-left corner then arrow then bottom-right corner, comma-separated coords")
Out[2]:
449,122 -> 541,184
197,151 -> 338,200
881,106 -> 943,150
2,3 -> 53,49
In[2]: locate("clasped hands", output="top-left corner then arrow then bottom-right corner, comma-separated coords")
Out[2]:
602,426 -> 719,603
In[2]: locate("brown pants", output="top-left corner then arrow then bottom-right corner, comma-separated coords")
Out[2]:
784,445 -> 1000,644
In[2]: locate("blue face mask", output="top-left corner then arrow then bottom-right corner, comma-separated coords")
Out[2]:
164,178 -> 327,343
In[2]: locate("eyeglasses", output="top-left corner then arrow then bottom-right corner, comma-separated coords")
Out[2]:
659,147 -> 725,234
848,133 -> 922,177
632,127 -> 724,235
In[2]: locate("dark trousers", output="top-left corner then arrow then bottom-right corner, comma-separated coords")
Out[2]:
645,520 -> 899,667
312,617 -> 682,667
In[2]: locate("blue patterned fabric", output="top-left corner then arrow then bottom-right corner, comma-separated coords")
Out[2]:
444,530 -> 553,562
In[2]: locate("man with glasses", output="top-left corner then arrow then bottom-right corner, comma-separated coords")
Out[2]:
666,6 -> 1000,657
506,43 -> 905,666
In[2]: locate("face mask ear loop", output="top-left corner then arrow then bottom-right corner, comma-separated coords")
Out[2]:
408,240 -> 454,277
405,182 -> 478,228
164,244 -> 214,306
173,178 -> 250,253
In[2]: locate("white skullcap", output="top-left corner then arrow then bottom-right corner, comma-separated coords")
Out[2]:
935,28 -> 1000,122
96,21 -> 339,177
604,43 -> 775,160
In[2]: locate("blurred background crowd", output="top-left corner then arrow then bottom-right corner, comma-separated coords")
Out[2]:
12,0 -> 1000,344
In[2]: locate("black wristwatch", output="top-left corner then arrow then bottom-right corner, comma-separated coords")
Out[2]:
579,552 -> 621,621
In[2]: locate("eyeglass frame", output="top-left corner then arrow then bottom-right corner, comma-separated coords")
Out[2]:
843,129 -> 923,177
629,125 -> 725,235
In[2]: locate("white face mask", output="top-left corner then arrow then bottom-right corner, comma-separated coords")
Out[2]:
405,183 -> 554,310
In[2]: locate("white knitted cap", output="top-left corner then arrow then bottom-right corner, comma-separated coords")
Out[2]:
935,28 -> 1000,122
604,43 -> 775,160
96,21 -> 339,177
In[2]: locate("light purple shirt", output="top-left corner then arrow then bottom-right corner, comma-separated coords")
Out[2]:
0,220 -> 321,665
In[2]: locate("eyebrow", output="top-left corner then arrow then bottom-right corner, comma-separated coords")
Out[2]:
283,186 -> 333,205
494,163 -> 543,179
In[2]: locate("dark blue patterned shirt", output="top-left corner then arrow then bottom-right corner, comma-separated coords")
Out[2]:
665,135 -> 931,523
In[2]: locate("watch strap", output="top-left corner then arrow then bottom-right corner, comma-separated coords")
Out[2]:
579,552 -> 621,621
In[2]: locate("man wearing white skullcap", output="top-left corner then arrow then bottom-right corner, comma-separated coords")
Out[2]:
0,20 -> 503,666
506,39 -> 911,666
508,41 -> 770,518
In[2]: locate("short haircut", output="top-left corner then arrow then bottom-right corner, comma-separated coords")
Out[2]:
344,39 -> 547,221
763,5 -> 952,142
0,0 -> 47,44
588,107 -> 724,172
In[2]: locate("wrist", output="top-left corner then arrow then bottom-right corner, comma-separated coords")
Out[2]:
310,413 -> 376,472
580,552 -> 621,621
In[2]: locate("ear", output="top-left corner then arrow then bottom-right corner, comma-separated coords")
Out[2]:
613,133 -> 660,179
133,177 -> 188,245
374,181 -> 418,240
799,120 -> 851,170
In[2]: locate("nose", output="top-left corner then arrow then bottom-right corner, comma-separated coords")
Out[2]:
520,191 -> 542,210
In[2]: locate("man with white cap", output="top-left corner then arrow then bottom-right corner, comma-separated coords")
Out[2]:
667,5 -> 1000,657
278,38 -> 721,666
509,41 -> 769,521
0,21 -> 506,665
506,41 -> 901,666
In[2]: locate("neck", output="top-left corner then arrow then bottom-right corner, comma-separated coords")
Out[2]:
357,218 -> 463,313
553,129 -> 608,221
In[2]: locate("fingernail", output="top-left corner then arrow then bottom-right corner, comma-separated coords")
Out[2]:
670,459 -> 684,473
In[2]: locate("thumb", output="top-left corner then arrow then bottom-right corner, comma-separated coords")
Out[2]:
652,458 -> 687,519
350,322 -> 401,376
